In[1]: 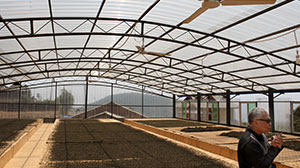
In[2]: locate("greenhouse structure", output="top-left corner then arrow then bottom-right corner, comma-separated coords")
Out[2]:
0,0 -> 300,167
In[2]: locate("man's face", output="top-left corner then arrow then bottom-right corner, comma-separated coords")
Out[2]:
255,112 -> 272,134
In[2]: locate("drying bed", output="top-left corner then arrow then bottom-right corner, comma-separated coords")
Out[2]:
41,119 -> 230,168
136,119 -> 209,128
0,119 -> 36,155
220,131 -> 300,151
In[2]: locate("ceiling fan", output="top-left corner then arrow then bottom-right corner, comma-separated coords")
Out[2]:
183,0 -> 276,24
135,46 -> 171,57
92,59 -> 127,77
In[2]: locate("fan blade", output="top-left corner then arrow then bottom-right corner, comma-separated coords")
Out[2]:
221,0 -> 276,6
183,7 -> 208,24
183,1 -> 219,24
147,51 -> 171,56
135,46 -> 142,50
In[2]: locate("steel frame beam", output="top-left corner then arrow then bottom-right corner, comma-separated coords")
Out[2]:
1,10 -> 299,96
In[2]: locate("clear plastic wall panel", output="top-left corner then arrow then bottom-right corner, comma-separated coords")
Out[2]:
0,90 -> 18,103
274,102 -> 291,133
187,101 -> 192,120
257,102 -> 269,113
219,102 -> 226,124
201,102 -> 208,122
55,104 -> 78,118
190,112 -> 197,121
20,88 -> 34,103
231,102 -> 240,126
113,87 -> 142,106
144,106 -> 172,118
70,105 -> 86,118
30,86 -> 56,103
292,103 -> 300,133
241,103 -> 248,126
0,90 -> 19,118
0,103 -> 18,118
123,106 -> 142,118
278,93 -> 300,101
180,101 -> 189,119
57,85 -> 85,105
144,93 -> 172,105
56,85 -> 84,117
207,102 -> 213,122
21,103 -> 55,119
177,101 -> 187,119
190,101 -> 197,121
211,102 -> 219,123
176,101 -> 182,119
231,94 -> 268,102
88,84 -> 111,105
100,104 -> 144,119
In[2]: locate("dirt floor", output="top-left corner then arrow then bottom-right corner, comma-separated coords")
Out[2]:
0,119 -> 37,155
41,119 -> 232,168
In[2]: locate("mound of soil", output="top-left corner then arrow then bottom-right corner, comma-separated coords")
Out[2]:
181,126 -> 231,132
219,131 -> 300,151
219,131 -> 281,139
283,140 -> 300,151
219,131 -> 244,139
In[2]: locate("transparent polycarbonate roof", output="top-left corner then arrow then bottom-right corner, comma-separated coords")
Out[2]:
0,0 -> 300,96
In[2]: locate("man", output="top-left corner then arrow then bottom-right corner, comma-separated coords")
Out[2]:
238,107 -> 283,168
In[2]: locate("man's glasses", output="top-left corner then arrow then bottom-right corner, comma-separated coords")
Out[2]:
256,118 -> 272,123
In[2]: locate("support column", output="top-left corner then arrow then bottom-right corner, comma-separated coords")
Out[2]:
226,90 -> 231,126
173,94 -> 176,118
54,81 -> 57,119
268,88 -> 275,131
18,84 -> 22,119
111,83 -> 113,118
84,76 -> 89,119
142,86 -> 144,118
197,93 -> 201,122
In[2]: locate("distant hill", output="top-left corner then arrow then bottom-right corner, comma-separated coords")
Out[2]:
91,92 -> 171,105
89,92 -> 173,117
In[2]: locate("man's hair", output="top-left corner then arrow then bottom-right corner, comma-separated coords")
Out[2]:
248,107 -> 267,124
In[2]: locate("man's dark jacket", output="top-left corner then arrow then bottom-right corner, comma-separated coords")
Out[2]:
237,127 -> 283,168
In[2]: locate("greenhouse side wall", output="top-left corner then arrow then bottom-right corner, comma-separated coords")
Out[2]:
175,99 -> 300,134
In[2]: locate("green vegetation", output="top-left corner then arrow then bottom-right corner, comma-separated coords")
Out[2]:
57,88 -> 74,116
294,105 -> 300,132
21,87 -> 35,103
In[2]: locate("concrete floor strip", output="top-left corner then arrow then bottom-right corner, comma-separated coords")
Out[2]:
4,123 -> 54,168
